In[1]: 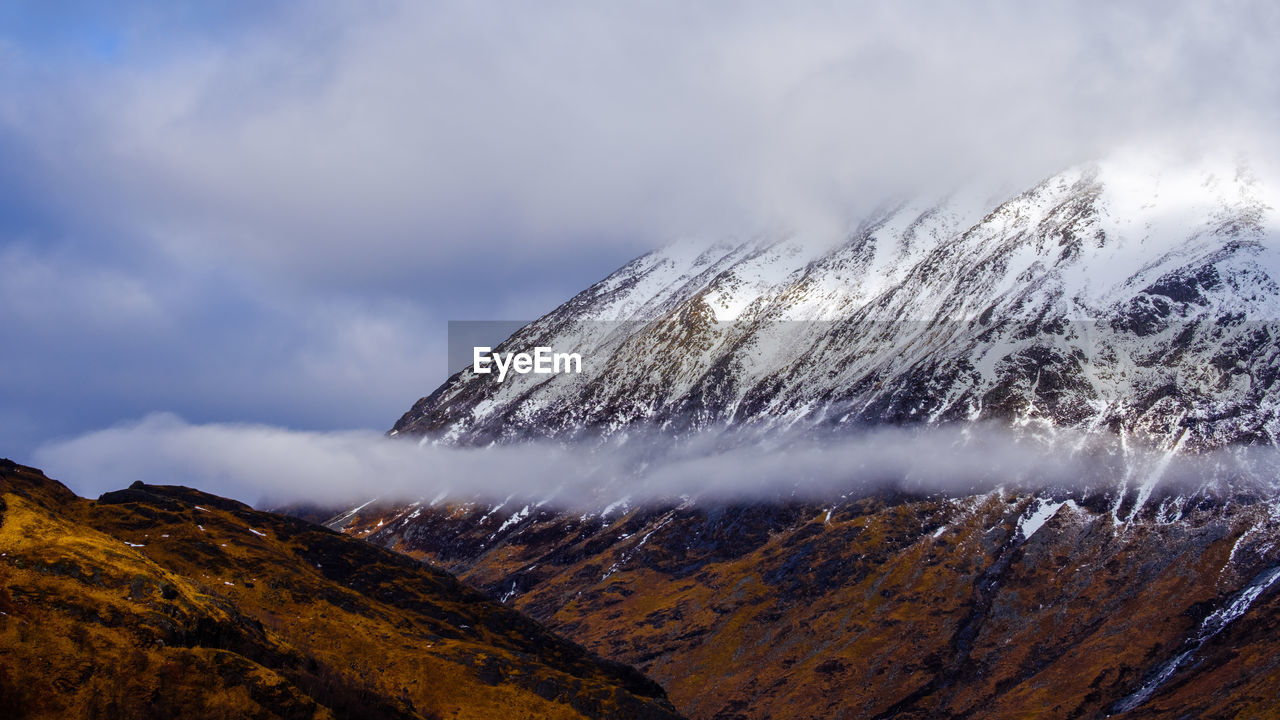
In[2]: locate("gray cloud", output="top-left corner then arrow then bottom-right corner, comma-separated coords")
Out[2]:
7,2 -> 1280,266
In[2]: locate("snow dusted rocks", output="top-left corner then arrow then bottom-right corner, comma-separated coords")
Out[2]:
394,153 -> 1280,452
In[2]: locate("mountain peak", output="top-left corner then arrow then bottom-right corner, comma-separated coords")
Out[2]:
394,152 -> 1280,453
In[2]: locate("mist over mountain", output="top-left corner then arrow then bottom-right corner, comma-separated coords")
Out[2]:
36,150 -> 1280,513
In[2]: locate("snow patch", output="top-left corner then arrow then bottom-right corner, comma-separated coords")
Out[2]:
497,505 -> 531,533
1018,499 -> 1080,541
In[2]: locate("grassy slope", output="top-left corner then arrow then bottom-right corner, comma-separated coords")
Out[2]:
0,460 -> 681,720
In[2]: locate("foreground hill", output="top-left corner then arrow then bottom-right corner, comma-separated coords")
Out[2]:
0,459 -> 682,720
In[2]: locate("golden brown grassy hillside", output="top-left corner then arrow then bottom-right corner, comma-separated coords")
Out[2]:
0,459 -> 682,720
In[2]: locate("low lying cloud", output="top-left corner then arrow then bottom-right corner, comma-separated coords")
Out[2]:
33,413 -> 1279,511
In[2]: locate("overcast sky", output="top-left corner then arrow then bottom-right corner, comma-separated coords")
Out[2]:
4,1 -> 1280,494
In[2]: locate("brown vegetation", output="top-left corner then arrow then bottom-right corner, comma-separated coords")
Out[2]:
0,459 -> 682,720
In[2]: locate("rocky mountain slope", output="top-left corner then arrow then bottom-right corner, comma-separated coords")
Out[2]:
361,153 -> 1280,719
0,459 -> 682,720
333,485 -> 1280,719
394,153 -> 1280,452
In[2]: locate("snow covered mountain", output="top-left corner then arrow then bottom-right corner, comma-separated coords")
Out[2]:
346,151 -> 1280,719
393,152 -> 1280,453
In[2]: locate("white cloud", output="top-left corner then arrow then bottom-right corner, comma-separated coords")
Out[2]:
33,413 -> 1278,508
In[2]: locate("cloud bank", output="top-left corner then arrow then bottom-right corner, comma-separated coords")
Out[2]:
33,413 -> 1279,510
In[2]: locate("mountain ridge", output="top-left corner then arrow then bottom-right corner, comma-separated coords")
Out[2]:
394,153 -> 1280,453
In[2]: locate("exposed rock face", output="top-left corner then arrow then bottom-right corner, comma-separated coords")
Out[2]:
394,155 -> 1280,452
0,459 -> 683,720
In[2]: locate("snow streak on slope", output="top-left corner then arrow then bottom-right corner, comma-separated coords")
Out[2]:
1113,563 -> 1280,713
